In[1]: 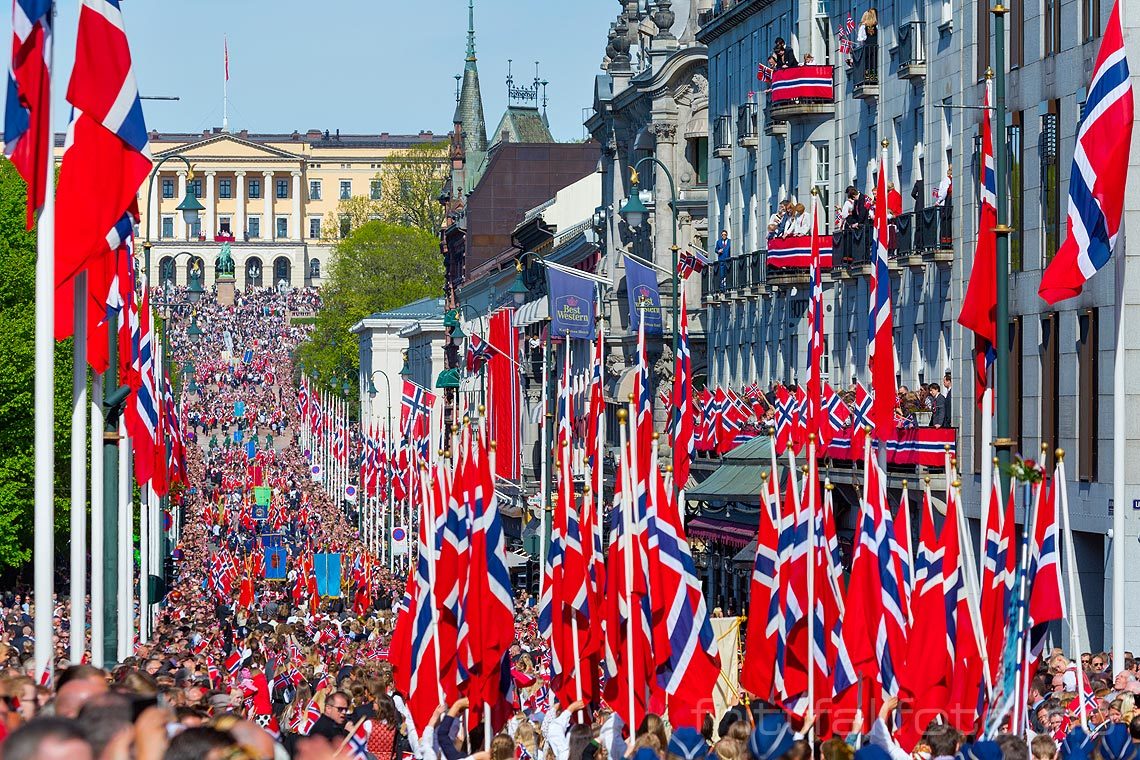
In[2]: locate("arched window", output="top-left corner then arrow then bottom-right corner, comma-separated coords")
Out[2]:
273,257 -> 291,289
308,258 -> 321,278
245,256 -> 263,290
159,256 -> 175,286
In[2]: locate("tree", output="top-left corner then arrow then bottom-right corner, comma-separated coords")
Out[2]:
0,158 -> 76,570
296,221 -> 443,398
374,141 -> 448,234
321,195 -> 383,243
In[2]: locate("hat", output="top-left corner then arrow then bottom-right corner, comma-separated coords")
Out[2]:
635,749 -> 661,760
960,741 -> 1003,760
854,746 -> 892,760
1098,724 -> 1138,760
669,728 -> 708,760
749,713 -> 795,760
1060,727 -> 1095,760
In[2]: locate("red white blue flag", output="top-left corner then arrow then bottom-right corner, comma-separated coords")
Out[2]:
4,0 -> 53,228
1039,0 -> 1133,303
867,147 -> 897,442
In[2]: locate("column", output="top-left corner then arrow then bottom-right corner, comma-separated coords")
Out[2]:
234,172 -> 246,240
263,171 -> 274,240
291,171 -> 302,242
204,171 -> 216,241
149,174 -> 160,241
175,170 -> 188,240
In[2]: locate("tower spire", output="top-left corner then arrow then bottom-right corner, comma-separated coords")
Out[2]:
466,0 -> 476,62
454,0 -> 487,157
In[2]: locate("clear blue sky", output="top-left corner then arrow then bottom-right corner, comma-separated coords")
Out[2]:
6,0 -> 614,141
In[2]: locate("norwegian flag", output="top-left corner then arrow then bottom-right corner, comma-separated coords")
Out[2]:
819,382 -> 851,448
756,62 -> 774,82
979,472 -> 1016,684
717,389 -> 750,455
671,289 -> 695,488
206,658 -> 220,688
676,249 -> 709,279
1027,474 -> 1064,661
959,78 -> 999,408
4,0 -> 52,228
632,317 -> 654,473
792,386 -> 810,454
946,486 -> 987,734
225,649 -> 247,676
296,378 -> 308,422
346,721 -> 371,760
54,0 -> 152,344
837,32 -> 853,55
774,467 -> 809,703
646,438 -> 720,728
846,12 -> 857,32
849,381 -> 873,452
806,201 -> 825,438
400,379 -> 436,448
891,483 -> 915,629
774,385 -> 797,454
1039,0 -> 1134,303
741,472 -> 781,702
694,387 -> 718,452
867,145 -> 897,442
466,331 -> 495,372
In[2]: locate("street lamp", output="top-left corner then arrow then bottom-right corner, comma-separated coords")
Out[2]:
176,187 -> 204,228
187,319 -> 203,343
398,352 -> 412,378
619,188 -> 649,230
435,368 -> 461,389
186,274 -> 204,304
508,260 -> 530,306
443,309 -> 467,340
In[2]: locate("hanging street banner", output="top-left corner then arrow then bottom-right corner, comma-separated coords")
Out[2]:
624,254 -> 663,335
314,553 -> 342,597
391,526 -> 408,556
547,266 -> 597,339
264,546 -> 287,580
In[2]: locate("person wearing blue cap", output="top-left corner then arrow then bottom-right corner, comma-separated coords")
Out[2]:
748,712 -> 796,760
1060,726 -> 1095,760
668,727 -> 710,760
1099,723 -> 1138,760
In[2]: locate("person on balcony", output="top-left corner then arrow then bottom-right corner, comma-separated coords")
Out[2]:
933,166 -> 953,246
715,229 -> 732,287
929,382 -> 950,428
844,186 -> 870,229
768,37 -> 798,70
887,182 -> 903,218
857,9 -> 879,82
767,201 -> 788,239
787,202 -> 810,236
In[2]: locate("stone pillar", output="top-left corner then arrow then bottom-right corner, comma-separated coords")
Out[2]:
204,171 -> 216,241
176,170 -> 187,240
291,171 -> 302,241
263,171 -> 274,240
234,172 -> 246,240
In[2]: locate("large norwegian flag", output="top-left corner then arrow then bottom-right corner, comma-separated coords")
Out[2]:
806,200 -> 825,436
1027,476 -> 1064,661
670,288 -> 695,489
741,472 -> 781,702
979,472 -> 1016,684
54,0 -> 151,341
775,469 -> 809,704
4,0 -> 52,228
958,78 -> 998,407
646,439 -> 720,728
867,148 -> 897,442
124,264 -> 158,485
1039,0 -> 1133,303
819,382 -> 851,448
400,380 -> 436,450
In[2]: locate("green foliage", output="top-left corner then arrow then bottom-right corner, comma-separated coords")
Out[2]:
296,221 -> 442,400
0,158 -> 76,568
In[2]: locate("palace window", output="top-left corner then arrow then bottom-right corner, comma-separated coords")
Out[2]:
161,216 -> 173,237
1078,308 -> 1099,480
309,180 -> 322,200
339,180 -> 352,200
189,178 -> 202,198
370,179 -> 382,200
248,216 -> 260,238
161,178 -> 174,199
276,216 -> 289,239
309,217 -> 321,239
219,179 -> 232,199
248,179 -> 262,199
276,179 -> 289,199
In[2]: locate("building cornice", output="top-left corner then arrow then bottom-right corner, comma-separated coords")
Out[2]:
696,0 -> 777,44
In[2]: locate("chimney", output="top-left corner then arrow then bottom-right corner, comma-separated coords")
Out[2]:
239,129 -> 249,139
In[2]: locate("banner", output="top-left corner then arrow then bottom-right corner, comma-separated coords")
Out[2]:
314,553 -> 342,597
343,484 -> 357,503
391,526 -> 408,556
235,400 -> 246,418
547,267 -> 596,339
624,254 -> 663,335
264,546 -> 287,580
766,235 -> 834,268
254,487 -> 271,506
245,440 -> 256,459
311,463 -> 323,482
769,65 -> 833,102
251,502 -> 269,521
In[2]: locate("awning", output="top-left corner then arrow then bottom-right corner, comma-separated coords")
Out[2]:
513,296 -> 549,328
685,435 -> 775,501
683,110 -> 708,138
687,516 -> 757,549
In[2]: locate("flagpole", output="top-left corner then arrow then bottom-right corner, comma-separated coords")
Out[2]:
1012,476 -> 1043,735
617,406 -> 637,737
538,337 -> 549,600
563,339 -> 586,714
70,273 -> 89,662
91,376 -> 105,667
222,36 -> 229,133
32,39 -> 57,678
420,463 -> 446,706
806,437 -> 817,734
980,390 -> 994,577
950,473 -> 995,706
117,423 -> 132,661
1054,450 -> 1087,730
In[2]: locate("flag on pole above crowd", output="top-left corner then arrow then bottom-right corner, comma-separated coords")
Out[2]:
867,145 -> 897,442
5,0 -> 53,228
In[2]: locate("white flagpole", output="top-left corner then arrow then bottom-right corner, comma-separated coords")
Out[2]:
979,388 -> 994,578
595,310 -> 606,553
1055,451 -> 1087,730
617,404 -> 637,737
950,475 -> 995,705
90,377 -> 105,667
117,422 -> 132,661
139,477 -> 149,643
32,44 -> 57,679
1111,215 -> 1125,676
538,339 -> 549,599
70,273 -> 88,662
805,438 -> 816,732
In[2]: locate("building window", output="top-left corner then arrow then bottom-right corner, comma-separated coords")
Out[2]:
1044,0 -> 1062,55
1008,112 -> 1024,271
688,136 -> 708,185
189,215 -> 201,240
161,216 -> 173,238
1078,308 -> 1099,480
309,217 -> 321,239
248,216 -> 260,238
189,178 -> 203,198
276,216 -> 288,239
161,178 -> 174,199
977,0 -> 991,77
309,180 -> 322,200
1041,102 -> 1061,266
248,179 -> 262,199
1040,313 -> 1060,456
339,180 -> 352,200
1083,0 -> 1102,40
218,215 -> 231,235
309,258 -> 321,278
276,179 -> 289,199
218,178 -> 232,199
370,179 -> 382,200
1011,0 -> 1024,66
813,142 -> 831,231
1009,316 -> 1023,452
339,214 -> 351,238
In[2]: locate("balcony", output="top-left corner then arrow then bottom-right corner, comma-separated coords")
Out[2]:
831,209 -> 954,274
736,102 -> 759,149
713,114 -> 733,158
849,43 -> 879,99
897,22 -> 927,80
701,251 -> 766,301
766,65 -> 836,122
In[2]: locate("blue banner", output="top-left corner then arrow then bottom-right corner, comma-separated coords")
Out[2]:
246,440 -> 256,459
264,546 -> 287,580
235,400 -> 246,418
546,267 -> 596,339
624,255 -> 663,335
314,553 -> 342,597
243,348 -> 254,364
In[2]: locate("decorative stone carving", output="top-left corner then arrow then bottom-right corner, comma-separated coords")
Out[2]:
650,121 -> 678,141
605,352 -> 625,378
653,1 -> 676,39
654,344 -> 674,381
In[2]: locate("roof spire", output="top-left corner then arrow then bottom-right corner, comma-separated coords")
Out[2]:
466,0 -> 476,62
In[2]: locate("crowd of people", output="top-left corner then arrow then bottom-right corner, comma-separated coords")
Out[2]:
0,284 -> 1136,760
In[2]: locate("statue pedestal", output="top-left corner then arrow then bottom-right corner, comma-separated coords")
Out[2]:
216,275 -> 236,307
